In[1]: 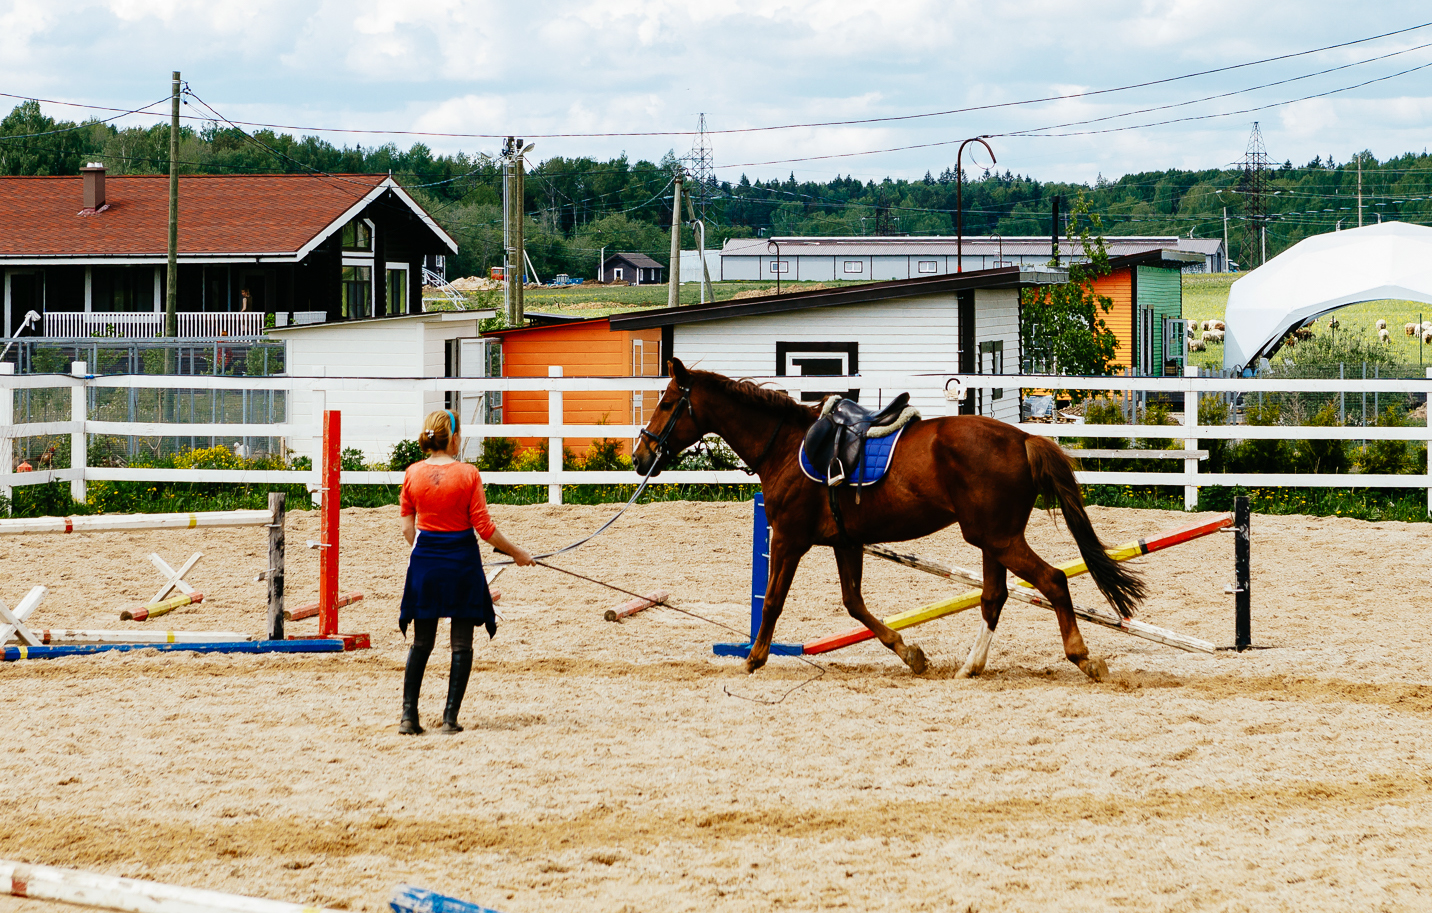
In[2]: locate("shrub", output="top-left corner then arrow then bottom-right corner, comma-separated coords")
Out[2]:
173,445 -> 245,471
340,447 -> 366,472
1288,402 -> 1350,475
579,438 -> 630,472
1228,399 -> 1289,473
478,437 -> 518,472
390,439 -> 424,472
1357,406 -> 1417,475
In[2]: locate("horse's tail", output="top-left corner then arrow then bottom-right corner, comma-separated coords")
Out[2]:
1024,435 -> 1146,619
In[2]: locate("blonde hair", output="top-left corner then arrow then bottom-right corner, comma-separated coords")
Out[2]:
417,410 -> 459,453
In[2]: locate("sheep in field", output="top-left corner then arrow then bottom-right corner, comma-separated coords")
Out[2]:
1189,340 -> 1206,352
1407,323 -> 1420,337
1212,320 -> 1225,331
1423,321 -> 1432,332
1424,329 -> 1432,345
1327,315 -> 1340,329
1379,328 -> 1391,343
1376,319 -> 1387,331
1293,326 -> 1314,341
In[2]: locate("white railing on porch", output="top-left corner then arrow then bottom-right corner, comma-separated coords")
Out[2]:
43,312 -> 266,339
3,368 -> 1430,512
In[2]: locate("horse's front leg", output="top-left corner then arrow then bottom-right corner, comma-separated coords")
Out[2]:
833,546 -> 927,674
746,534 -> 806,674
956,548 -> 1007,678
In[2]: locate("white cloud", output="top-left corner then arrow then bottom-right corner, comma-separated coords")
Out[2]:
3,0 -> 1431,183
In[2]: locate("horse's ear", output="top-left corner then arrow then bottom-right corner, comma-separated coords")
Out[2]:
668,356 -> 690,384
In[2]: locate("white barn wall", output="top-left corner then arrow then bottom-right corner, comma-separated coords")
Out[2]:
277,314 -> 487,464
972,287 -> 1021,424
670,289 -> 1019,420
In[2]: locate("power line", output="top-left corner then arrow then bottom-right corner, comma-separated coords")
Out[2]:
6,22 -> 1431,141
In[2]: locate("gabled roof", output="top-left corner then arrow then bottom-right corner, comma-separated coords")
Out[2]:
609,265 -> 1065,330
605,252 -> 664,270
482,315 -> 611,337
0,173 -> 457,263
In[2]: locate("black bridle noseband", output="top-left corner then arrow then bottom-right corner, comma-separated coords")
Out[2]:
637,384 -> 694,475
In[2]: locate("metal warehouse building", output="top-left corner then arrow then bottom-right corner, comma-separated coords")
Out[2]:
715,235 -> 1227,281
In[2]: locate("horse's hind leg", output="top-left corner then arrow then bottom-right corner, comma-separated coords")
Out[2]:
996,537 -> 1107,682
957,549 -> 1007,678
833,547 -> 927,674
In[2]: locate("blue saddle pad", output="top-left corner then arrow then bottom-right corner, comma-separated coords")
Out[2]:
799,427 -> 905,487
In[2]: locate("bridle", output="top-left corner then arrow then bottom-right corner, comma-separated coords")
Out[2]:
637,383 -> 694,475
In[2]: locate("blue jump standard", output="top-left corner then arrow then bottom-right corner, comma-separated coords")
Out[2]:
2,639 -> 346,661
713,493 -> 804,658
391,883 -> 506,913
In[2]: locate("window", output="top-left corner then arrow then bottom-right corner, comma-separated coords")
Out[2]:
341,220 -> 372,251
775,341 -> 859,403
387,268 -> 407,314
917,260 -> 938,274
843,260 -> 863,274
770,260 -> 790,274
979,339 -> 1004,400
341,266 -> 371,319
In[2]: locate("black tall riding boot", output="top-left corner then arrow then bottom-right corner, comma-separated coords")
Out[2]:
440,650 -> 474,734
399,647 -> 428,735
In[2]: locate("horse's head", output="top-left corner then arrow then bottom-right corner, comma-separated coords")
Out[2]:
633,357 -> 704,477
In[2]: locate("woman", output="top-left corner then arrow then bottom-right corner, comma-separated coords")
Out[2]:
398,410 -> 533,735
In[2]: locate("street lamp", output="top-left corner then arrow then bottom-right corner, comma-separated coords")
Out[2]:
956,137 -> 996,274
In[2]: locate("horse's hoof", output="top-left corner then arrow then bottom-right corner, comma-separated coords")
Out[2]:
954,663 -> 976,679
745,654 -> 767,674
904,644 -> 928,675
1079,657 -> 1108,682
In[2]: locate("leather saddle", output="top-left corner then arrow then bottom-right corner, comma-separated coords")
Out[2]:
802,393 -> 912,490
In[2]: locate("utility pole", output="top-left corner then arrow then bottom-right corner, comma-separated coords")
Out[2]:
503,137 -> 529,326
667,170 -> 683,309
686,190 -> 714,304
1053,195 -> 1062,265
166,71 -> 180,339
1223,207 -> 1229,272
1357,153 -> 1363,227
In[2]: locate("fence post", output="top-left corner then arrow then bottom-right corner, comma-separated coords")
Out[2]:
0,363 -> 12,505
70,361 -> 87,504
548,365 -> 563,505
1426,367 -> 1431,518
1233,495 -> 1251,651
1183,364 -> 1199,510
266,491 -> 286,641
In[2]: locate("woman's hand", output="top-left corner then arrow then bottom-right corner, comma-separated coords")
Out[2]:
509,545 -> 535,567
488,529 -> 535,567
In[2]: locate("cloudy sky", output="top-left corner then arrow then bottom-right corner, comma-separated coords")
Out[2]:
4,0 -> 1431,183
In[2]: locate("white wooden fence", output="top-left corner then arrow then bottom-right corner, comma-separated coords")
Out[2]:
3,365 -> 1430,513
42,312 -> 266,339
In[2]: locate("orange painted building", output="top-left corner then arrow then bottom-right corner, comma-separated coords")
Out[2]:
1085,249 -> 1201,376
484,317 -> 663,455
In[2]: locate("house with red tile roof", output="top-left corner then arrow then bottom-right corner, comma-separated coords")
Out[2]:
1,166 -> 456,340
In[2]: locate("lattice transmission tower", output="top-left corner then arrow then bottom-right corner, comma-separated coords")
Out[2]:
686,113 -> 716,219
1238,122 -> 1270,267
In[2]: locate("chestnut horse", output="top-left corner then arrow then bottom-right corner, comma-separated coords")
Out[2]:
632,358 -> 1146,681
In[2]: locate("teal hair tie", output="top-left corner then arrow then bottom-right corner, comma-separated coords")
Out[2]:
446,410 -> 457,434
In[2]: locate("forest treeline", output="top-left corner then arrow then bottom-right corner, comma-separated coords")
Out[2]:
5,99 -> 1432,281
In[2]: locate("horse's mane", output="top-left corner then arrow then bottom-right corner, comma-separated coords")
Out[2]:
691,369 -> 819,423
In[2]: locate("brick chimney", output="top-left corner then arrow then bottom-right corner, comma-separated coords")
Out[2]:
81,163 -> 106,211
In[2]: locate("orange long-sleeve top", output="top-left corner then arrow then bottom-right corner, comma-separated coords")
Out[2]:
399,461 -> 497,540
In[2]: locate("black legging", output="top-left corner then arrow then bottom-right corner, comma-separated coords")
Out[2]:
409,617 -> 475,661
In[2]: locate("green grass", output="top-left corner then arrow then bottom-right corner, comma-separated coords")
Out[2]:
442,280 -> 875,318
1181,274 -> 1432,371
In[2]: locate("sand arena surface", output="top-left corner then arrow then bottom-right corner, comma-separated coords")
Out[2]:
2,501 -> 1431,913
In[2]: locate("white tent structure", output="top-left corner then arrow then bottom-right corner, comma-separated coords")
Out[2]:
1223,222 -> 1432,373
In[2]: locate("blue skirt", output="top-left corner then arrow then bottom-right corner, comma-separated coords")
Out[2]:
399,529 -> 497,639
